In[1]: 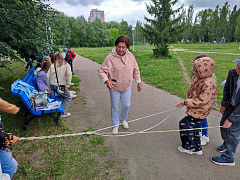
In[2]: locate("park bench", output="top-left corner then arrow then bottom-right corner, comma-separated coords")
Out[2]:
11,66 -> 64,130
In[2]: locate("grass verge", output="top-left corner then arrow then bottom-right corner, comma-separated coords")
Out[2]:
0,62 -> 123,179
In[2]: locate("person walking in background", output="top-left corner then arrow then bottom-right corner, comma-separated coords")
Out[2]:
176,55 -> 217,155
24,58 -> 33,71
98,35 -> 141,135
212,56 -> 240,166
0,98 -> 21,179
64,46 -> 76,73
46,54 -> 72,118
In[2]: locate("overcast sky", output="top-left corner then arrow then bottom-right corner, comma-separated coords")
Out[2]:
46,0 -> 239,26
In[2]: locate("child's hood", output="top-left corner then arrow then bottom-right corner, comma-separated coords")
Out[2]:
193,57 -> 215,78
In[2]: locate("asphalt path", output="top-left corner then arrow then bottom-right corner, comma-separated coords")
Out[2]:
73,54 -> 240,180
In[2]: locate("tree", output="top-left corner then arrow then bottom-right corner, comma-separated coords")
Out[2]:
142,0 -> 183,57
227,5 -> 238,42
110,28 -> 120,46
0,0 -> 58,70
216,2 -> 229,42
235,17 -> 240,41
184,5 -> 194,42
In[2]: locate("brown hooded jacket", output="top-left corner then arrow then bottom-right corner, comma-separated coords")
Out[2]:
185,57 -> 217,119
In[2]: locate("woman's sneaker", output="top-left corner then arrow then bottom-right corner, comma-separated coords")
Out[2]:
216,143 -> 227,153
112,127 -> 119,135
122,121 -> 129,129
211,155 -> 235,166
200,135 -> 209,146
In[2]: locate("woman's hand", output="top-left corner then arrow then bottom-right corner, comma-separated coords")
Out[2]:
65,86 -> 69,90
137,83 -> 141,92
106,80 -> 113,90
176,99 -> 185,108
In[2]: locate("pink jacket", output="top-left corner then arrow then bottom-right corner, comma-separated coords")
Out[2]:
98,47 -> 141,92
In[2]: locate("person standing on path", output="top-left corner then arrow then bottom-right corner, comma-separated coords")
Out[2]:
212,56 -> 240,166
64,46 -> 76,73
46,54 -> 72,118
98,35 -> 141,135
176,55 -> 217,155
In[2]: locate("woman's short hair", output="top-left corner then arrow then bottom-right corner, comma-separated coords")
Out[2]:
115,36 -> 130,49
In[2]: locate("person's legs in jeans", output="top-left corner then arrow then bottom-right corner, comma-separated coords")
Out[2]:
0,149 -> 18,179
223,130 -> 240,159
25,58 -> 33,70
199,118 -> 208,136
59,90 -> 72,114
220,105 -> 235,144
120,89 -> 131,123
50,84 -> 72,114
68,60 -> 73,72
109,90 -> 121,128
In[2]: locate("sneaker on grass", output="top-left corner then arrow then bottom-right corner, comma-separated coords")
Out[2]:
211,155 -> 235,166
61,113 -> 71,118
216,143 -> 227,153
178,146 -> 202,155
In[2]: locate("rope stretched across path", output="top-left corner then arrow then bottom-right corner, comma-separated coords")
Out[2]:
20,108 -> 221,140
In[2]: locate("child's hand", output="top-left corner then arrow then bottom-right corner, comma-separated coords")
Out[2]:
176,99 -> 185,108
12,135 -> 21,146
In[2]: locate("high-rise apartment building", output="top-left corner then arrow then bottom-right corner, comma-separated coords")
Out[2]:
88,9 -> 105,22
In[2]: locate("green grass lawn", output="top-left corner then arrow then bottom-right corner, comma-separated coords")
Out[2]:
0,62 -> 122,179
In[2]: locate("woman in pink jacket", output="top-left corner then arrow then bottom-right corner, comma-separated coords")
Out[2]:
98,36 -> 141,134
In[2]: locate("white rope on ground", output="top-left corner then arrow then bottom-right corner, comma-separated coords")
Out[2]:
20,108 -> 221,140
21,108 -> 176,140
94,126 -> 223,137
94,107 -> 177,137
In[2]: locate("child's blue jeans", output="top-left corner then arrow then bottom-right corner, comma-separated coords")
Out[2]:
199,118 -> 208,136
0,149 -> 18,178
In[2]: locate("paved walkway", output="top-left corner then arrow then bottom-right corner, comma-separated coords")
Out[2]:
73,54 -> 240,180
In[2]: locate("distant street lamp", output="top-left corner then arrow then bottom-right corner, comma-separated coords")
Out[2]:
132,27 -> 135,51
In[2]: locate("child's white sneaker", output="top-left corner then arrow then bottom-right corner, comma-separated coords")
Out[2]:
201,135 -> 209,146
112,127 -> 119,135
122,121 -> 129,129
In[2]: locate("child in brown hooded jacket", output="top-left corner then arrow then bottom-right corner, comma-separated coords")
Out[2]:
176,55 -> 217,155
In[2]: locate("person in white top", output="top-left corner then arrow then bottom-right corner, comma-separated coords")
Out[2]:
46,54 -> 72,117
